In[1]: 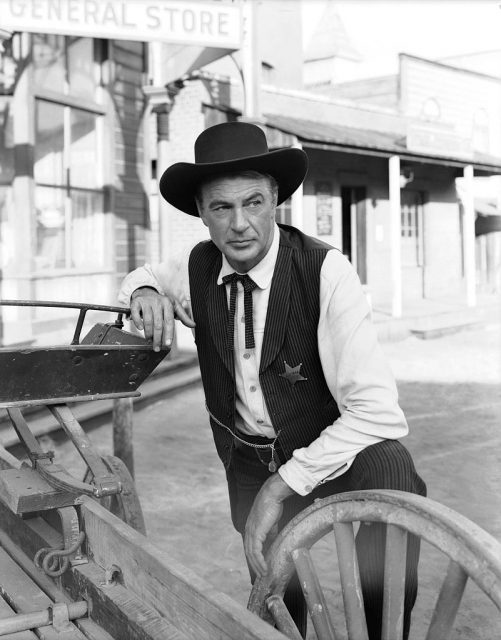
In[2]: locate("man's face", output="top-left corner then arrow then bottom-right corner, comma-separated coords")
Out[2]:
197,174 -> 277,273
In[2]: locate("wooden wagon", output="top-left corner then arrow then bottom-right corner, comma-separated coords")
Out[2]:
0,301 -> 500,640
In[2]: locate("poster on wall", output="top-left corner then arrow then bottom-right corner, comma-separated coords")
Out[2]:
316,181 -> 333,236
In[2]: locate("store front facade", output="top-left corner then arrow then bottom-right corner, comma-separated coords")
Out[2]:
0,0 -> 241,346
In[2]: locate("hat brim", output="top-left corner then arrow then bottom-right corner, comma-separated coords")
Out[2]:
159,147 -> 308,216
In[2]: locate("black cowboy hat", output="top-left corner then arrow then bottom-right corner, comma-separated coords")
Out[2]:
159,121 -> 308,216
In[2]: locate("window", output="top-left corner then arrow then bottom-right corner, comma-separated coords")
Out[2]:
32,35 -> 105,272
33,34 -> 98,98
401,191 -> 424,267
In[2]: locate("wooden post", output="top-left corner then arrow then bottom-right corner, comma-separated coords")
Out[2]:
290,141 -> 304,230
241,0 -> 261,119
462,165 -> 476,307
389,155 -> 402,318
112,397 -> 134,478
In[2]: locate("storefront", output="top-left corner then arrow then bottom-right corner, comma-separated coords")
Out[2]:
0,0 -> 241,345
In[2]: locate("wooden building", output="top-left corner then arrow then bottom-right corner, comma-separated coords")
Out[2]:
0,0 -> 241,346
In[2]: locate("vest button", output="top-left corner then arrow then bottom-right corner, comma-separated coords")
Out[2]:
243,353 -> 250,359
249,385 -> 257,392
304,485 -> 313,494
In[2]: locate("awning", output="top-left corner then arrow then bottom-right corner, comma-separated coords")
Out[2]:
161,45 -> 235,86
263,113 -> 501,175
475,200 -> 501,236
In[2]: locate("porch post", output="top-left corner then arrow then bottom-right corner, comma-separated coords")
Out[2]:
241,0 -> 261,119
462,164 -> 476,307
290,140 -> 304,231
389,155 -> 402,317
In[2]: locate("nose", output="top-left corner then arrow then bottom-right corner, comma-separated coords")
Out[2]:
231,206 -> 249,232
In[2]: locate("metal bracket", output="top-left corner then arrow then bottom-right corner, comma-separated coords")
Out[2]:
58,506 -> 87,567
50,603 -> 73,633
34,506 -> 87,577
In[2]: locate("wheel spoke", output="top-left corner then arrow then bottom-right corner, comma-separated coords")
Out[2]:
382,524 -> 408,640
333,522 -> 369,640
292,547 -> 337,640
266,595 -> 303,640
424,560 -> 468,640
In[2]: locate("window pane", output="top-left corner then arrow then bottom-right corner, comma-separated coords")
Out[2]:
67,37 -> 97,98
35,101 -> 65,186
70,190 -> 106,269
35,186 -> 66,269
70,109 -> 99,188
33,34 -> 65,92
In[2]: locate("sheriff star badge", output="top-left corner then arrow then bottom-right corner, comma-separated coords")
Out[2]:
279,361 -> 307,386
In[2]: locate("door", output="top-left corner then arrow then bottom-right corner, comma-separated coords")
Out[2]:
400,190 -> 425,299
341,186 -> 367,284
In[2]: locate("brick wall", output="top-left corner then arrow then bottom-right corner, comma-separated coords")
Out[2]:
161,81 -> 212,260
111,40 -> 148,289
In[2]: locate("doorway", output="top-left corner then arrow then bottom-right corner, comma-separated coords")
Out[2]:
341,186 -> 367,284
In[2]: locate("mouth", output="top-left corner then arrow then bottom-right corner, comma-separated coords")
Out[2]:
229,239 -> 254,247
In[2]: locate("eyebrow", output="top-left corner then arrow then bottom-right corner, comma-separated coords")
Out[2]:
207,191 -> 265,209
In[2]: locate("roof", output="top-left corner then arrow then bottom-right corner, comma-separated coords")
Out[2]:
264,113 -> 501,174
304,3 -> 362,63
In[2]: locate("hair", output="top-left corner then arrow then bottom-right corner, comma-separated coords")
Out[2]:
195,170 -> 279,211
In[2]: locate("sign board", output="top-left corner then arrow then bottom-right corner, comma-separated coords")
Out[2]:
0,0 -> 241,48
406,124 -> 472,161
315,182 -> 333,236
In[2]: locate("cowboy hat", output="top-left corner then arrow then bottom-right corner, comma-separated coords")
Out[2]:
159,121 -> 308,217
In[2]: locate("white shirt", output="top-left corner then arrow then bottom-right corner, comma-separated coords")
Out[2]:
118,224 -> 408,496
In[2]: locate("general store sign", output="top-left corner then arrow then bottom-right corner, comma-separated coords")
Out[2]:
0,0 -> 241,48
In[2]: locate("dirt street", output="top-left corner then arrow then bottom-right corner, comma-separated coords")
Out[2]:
54,324 -> 501,638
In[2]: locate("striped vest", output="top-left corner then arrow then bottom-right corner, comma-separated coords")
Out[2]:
188,224 -> 341,467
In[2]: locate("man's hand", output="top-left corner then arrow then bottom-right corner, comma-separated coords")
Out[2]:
244,473 -> 295,577
129,287 -> 195,351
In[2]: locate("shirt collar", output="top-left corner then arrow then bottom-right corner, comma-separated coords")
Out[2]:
217,223 -> 280,290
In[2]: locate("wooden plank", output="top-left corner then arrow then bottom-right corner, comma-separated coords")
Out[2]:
0,468 -> 77,514
0,501 -> 286,640
66,562 -> 189,640
0,528 -> 112,640
333,522 -> 369,640
291,547 -> 337,640
381,524 -> 407,640
424,561 -> 468,640
79,497 -> 287,640
0,548 -> 87,640
0,595 -> 36,640
0,445 -> 22,471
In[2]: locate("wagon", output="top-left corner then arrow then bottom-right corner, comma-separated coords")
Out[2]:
0,300 -> 500,640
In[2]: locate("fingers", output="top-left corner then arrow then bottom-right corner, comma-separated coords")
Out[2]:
244,524 -> 268,577
244,486 -> 284,578
129,296 -> 145,332
130,289 -> 192,351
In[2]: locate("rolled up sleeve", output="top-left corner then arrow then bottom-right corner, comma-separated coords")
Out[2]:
118,248 -> 191,307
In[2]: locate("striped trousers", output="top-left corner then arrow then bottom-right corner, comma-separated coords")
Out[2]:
226,438 -> 427,640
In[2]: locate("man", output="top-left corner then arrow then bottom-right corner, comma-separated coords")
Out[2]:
119,121 -> 426,639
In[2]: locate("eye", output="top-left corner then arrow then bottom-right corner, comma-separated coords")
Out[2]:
248,199 -> 262,208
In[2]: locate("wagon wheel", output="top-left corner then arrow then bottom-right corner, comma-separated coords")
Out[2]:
83,455 -> 146,535
248,490 -> 501,640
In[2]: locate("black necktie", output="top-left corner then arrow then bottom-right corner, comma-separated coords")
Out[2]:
222,273 -> 257,350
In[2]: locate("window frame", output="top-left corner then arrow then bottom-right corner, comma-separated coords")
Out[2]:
31,36 -> 109,275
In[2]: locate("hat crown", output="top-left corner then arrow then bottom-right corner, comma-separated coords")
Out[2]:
194,122 -> 269,165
